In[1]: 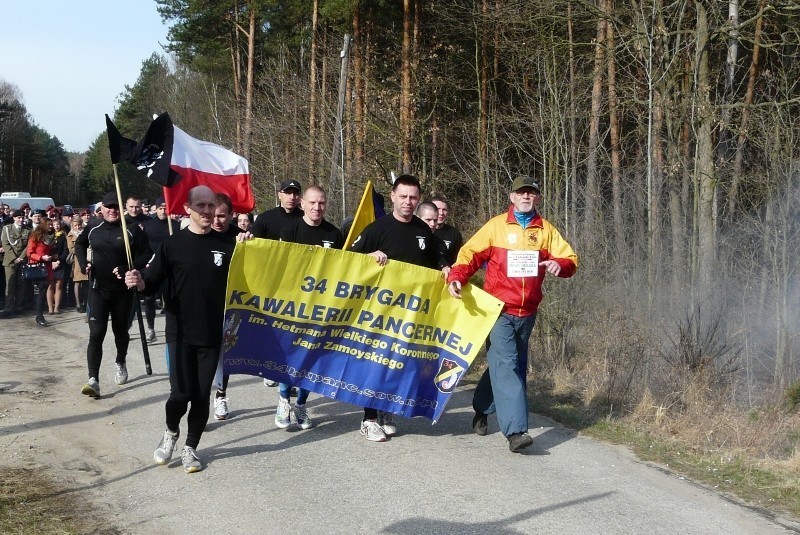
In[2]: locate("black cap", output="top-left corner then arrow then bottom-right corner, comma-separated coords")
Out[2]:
280,179 -> 301,192
155,196 -> 165,206
511,175 -> 541,193
12,209 -> 24,217
101,192 -> 120,207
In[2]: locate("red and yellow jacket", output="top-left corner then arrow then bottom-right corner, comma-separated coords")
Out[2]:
447,206 -> 578,317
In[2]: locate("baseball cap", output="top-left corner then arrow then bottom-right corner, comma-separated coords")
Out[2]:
280,179 -> 301,192
155,196 -> 166,206
511,176 -> 541,193
101,192 -> 120,207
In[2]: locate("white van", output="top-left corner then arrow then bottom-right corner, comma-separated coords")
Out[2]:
0,192 -> 56,212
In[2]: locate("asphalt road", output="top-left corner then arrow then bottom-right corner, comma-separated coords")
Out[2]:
1,309 -> 798,534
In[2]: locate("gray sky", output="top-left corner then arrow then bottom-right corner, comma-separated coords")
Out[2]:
0,1 -> 170,153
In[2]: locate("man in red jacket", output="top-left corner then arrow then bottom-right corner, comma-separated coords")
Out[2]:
447,176 -> 578,452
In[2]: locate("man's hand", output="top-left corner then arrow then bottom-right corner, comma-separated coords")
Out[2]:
539,259 -> 561,276
85,261 -> 92,277
368,250 -> 388,266
448,280 -> 463,299
236,231 -> 254,242
124,269 -> 145,291
441,266 -> 451,279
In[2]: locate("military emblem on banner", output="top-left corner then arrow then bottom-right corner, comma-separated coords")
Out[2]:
222,311 -> 242,353
434,358 -> 465,393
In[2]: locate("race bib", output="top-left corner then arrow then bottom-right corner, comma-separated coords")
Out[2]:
507,250 -> 539,278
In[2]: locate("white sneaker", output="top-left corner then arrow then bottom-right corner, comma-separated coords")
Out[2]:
81,377 -> 100,397
214,396 -> 229,420
360,419 -> 387,442
181,446 -> 203,473
275,397 -> 291,429
264,378 -> 278,387
114,362 -> 128,385
145,328 -> 157,344
379,411 -> 397,436
154,429 -> 179,465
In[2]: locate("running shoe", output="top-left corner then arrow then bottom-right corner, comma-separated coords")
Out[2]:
294,403 -> 314,430
146,328 -> 157,344
114,362 -> 128,385
154,429 -> 179,464
81,377 -> 100,397
214,396 -> 230,420
275,397 -> 292,429
181,446 -> 203,473
379,411 -> 397,436
360,419 -> 387,442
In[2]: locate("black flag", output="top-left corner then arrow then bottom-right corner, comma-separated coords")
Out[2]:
105,114 -> 138,164
105,112 -> 180,186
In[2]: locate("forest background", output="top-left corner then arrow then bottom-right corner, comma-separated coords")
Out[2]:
1,0 -> 799,514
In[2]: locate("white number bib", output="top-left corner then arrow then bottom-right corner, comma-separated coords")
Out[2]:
507,250 -> 539,277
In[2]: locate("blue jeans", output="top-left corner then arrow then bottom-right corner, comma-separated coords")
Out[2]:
472,312 -> 536,437
279,383 -> 309,405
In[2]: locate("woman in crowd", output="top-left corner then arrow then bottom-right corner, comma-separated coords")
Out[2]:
237,212 -> 252,232
47,211 -> 68,314
67,215 -> 88,312
26,218 -> 56,327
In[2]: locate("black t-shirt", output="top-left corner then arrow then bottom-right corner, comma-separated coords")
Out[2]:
281,218 -> 344,249
251,206 -> 303,240
142,228 -> 235,347
142,217 -> 171,254
434,223 -> 463,265
350,214 -> 443,269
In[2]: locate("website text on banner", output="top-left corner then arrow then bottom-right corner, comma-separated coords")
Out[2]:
221,239 -> 503,423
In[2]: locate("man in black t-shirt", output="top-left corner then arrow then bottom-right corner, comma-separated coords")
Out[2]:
350,174 -> 448,442
431,195 -> 463,266
210,192 -> 246,421
251,179 -> 303,240
126,185 -> 243,473
271,185 -> 344,430
251,179 -> 303,389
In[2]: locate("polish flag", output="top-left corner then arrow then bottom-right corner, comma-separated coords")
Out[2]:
165,125 -> 255,215
106,112 -> 255,215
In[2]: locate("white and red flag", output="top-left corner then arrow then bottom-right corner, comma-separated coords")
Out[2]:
106,112 -> 255,215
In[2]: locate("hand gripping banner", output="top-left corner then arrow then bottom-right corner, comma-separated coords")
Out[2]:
221,239 -> 503,423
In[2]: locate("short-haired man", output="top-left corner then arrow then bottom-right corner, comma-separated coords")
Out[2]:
270,185 -> 345,429
75,192 -> 152,397
125,185 -> 243,473
447,176 -> 578,452
251,179 -> 303,240
350,174 -> 448,442
251,179 -> 303,389
125,196 -> 148,225
431,195 -> 463,266
2,210 -> 30,317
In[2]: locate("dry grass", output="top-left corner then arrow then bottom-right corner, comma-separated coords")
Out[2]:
0,467 -> 119,535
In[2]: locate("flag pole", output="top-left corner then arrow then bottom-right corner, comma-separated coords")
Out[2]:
112,164 -> 152,375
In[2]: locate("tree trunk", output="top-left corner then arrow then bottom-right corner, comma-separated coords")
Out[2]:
242,8 -> 256,159
729,0 -> 765,217
308,0 -> 319,178
352,2 -> 365,177
606,0 -> 623,256
567,1 -> 577,236
400,0 -> 413,174
584,3 -> 607,234
694,1 -> 716,294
